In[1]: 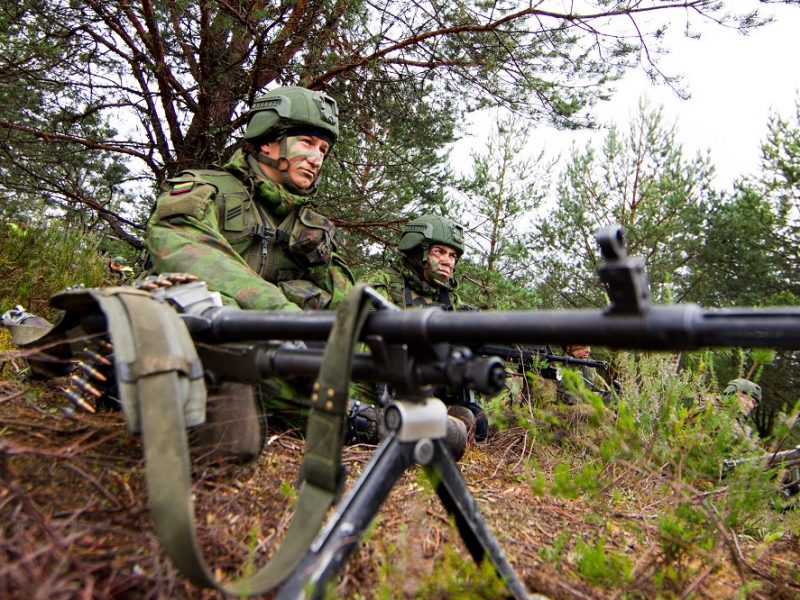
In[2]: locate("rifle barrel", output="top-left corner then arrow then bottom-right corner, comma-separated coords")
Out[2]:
191,304 -> 800,351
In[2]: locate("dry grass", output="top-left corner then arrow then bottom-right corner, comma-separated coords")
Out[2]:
1,378 -> 799,599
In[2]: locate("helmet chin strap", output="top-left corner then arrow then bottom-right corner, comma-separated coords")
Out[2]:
256,137 -> 319,196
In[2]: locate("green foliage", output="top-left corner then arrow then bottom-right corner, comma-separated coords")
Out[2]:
657,503 -> 715,566
279,481 -> 297,503
550,461 -> 603,499
693,185 -> 787,307
508,350 -> 797,593
759,96 -> 800,274
0,1 -> 776,263
0,217 -> 110,318
533,102 -> 715,308
416,541 -> 508,599
455,115 -> 553,297
539,531 -> 572,564
574,536 -> 632,587
457,260 -> 542,310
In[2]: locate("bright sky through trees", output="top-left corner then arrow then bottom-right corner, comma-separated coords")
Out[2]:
452,3 -> 800,190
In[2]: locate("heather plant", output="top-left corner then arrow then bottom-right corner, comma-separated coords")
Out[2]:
508,351 -> 800,592
0,217 -> 109,319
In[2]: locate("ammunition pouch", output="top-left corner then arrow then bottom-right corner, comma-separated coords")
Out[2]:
288,206 -> 336,267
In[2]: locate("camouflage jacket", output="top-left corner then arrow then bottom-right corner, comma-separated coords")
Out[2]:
146,149 -> 354,311
367,256 -> 460,309
556,365 -> 612,405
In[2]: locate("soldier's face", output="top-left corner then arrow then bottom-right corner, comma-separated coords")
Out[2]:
567,345 -> 591,359
737,392 -> 756,416
260,135 -> 330,189
424,244 -> 458,285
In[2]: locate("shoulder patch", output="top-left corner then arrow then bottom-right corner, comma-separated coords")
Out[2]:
170,181 -> 195,195
154,180 -> 216,221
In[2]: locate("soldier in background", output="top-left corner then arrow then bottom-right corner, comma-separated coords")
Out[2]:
720,378 -> 763,451
347,215 -> 484,458
108,256 -> 135,283
368,214 -> 464,310
555,344 -> 613,405
717,379 -> 799,500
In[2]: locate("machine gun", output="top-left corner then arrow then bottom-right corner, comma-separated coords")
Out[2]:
9,225 -> 800,599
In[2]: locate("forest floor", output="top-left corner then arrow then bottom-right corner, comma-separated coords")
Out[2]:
1,369 -> 800,600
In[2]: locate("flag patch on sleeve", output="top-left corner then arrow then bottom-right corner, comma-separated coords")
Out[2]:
170,181 -> 194,195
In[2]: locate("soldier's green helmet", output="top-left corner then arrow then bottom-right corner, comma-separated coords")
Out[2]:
722,378 -> 762,403
112,256 -> 126,264
398,215 -> 465,258
244,86 -> 339,147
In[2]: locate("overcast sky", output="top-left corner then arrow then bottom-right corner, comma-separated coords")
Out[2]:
452,3 -> 800,191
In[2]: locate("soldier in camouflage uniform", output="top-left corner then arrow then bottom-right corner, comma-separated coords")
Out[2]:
555,344 -> 613,405
146,86 -> 353,311
348,215 -> 485,457
367,214 -> 464,309
146,87 -> 355,460
721,378 -> 762,451
719,379 -> 800,500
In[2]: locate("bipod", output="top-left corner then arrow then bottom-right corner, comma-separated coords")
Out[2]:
277,396 -> 534,600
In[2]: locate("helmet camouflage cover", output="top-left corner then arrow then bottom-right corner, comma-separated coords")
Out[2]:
398,215 -> 465,258
722,378 -> 762,403
244,86 -> 339,146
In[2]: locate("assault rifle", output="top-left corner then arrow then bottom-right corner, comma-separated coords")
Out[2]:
723,446 -> 800,499
10,225 -> 800,599
722,445 -> 800,471
474,343 -> 609,381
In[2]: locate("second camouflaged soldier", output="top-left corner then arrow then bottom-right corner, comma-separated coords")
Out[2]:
721,378 -> 763,451
146,86 -> 355,460
555,344 -> 613,405
348,215 -> 487,456
368,214 -> 464,309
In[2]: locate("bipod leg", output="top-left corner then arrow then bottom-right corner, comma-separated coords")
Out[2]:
426,439 -> 531,599
276,431 -> 416,600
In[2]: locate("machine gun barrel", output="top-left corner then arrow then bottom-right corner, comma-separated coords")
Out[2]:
186,303 -> 800,351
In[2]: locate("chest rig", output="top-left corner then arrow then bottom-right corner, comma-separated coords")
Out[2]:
382,268 -> 454,310
181,168 -> 333,283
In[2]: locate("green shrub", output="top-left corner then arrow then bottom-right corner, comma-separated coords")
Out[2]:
574,536 -> 632,586
0,218 -> 110,319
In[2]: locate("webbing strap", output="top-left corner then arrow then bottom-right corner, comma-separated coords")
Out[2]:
96,289 -> 299,593
301,283 -> 380,493
108,285 -> 378,595
20,285 -> 378,595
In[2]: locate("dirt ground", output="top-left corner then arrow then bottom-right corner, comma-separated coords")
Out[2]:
1,377 -> 800,599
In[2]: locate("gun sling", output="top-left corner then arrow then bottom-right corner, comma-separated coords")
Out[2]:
35,285 -> 381,596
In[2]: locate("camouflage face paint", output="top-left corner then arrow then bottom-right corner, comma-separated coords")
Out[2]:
283,136 -> 328,189
424,256 -> 450,287
737,392 -> 756,417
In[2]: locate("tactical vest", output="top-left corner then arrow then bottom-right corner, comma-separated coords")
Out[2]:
171,168 -> 338,285
380,266 -> 455,309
